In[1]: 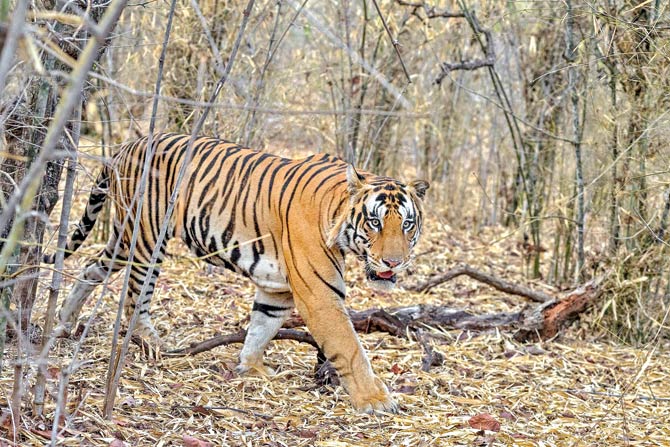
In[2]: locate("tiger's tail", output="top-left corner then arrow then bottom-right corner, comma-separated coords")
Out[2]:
43,167 -> 111,264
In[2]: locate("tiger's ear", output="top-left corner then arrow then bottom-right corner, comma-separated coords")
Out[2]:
409,180 -> 429,199
346,165 -> 365,196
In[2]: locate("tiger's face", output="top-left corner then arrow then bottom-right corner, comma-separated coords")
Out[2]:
332,166 -> 429,290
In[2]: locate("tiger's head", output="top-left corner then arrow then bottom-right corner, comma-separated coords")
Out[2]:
329,166 -> 429,290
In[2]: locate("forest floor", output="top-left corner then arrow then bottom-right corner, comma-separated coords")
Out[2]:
2,141 -> 670,447
2,213 -> 668,447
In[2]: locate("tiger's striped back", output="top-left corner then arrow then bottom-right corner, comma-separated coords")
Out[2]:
106,134 -> 351,292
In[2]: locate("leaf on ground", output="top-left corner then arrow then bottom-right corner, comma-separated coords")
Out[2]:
113,418 -> 130,427
468,413 -> 501,432
295,429 -> 318,438
390,364 -> 403,374
183,434 -> 212,447
396,385 -> 417,394
30,428 -> 63,440
109,439 -> 126,447
192,405 -> 215,416
525,345 -> 548,356
47,366 -> 61,380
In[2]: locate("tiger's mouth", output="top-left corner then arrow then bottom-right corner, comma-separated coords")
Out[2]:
369,270 -> 397,282
366,268 -> 397,286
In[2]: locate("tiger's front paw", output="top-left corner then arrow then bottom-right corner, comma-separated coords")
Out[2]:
235,362 -> 276,377
350,377 -> 398,414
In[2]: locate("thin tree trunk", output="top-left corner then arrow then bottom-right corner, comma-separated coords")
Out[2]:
33,111 -> 80,416
608,64 -> 620,253
242,0 -> 283,146
565,0 -> 585,283
341,0 -> 355,163
102,0 -> 181,419
0,0 -> 128,237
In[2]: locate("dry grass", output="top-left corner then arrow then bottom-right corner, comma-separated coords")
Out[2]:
2,213 -> 669,446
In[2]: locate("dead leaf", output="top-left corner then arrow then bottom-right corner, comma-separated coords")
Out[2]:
183,434 -> 212,447
390,364 -> 403,374
113,418 -> 130,427
191,405 -> 215,416
30,428 -> 63,440
396,385 -> 416,394
295,429 -> 318,439
525,345 -> 548,356
468,413 -> 501,432
109,439 -> 126,447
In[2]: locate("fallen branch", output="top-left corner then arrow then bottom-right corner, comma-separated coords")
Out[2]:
163,277 -> 604,376
407,264 -> 553,303
514,278 -> 604,342
166,329 -> 317,357
284,306 -> 520,333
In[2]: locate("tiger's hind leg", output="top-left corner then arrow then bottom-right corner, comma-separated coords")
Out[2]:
56,228 -> 127,337
122,239 -> 168,342
236,289 -> 294,376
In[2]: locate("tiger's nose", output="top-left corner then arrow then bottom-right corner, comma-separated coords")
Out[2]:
383,258 -> 402,268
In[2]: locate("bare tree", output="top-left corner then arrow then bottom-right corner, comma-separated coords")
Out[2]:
0,0 -> 128,436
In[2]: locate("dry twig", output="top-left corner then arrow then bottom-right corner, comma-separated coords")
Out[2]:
407,264 -> 553,303
434,13 -> 494,85
167,329 -> 317,357
370,0 -> 411,83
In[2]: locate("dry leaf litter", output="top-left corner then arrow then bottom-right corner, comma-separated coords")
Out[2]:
1,153 -> 669,447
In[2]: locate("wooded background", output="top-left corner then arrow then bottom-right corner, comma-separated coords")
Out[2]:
0,0 -> 669,444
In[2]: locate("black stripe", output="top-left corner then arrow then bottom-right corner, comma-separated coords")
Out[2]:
217,154 -> 243,215
266,159 -> 291,209
311,266 -> 345,300
252,302 -> 291,318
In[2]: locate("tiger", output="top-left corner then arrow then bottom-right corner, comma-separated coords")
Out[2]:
46,133 -> 429,413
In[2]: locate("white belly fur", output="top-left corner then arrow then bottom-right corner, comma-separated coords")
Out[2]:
237,244 -> 290,293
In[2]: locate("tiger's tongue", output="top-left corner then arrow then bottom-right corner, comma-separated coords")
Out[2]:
377,271 -> 395,279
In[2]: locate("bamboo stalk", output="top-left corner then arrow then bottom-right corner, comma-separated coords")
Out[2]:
103,0 -> 257,419
0,0 -> 27,97
370,0 -> 411,83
